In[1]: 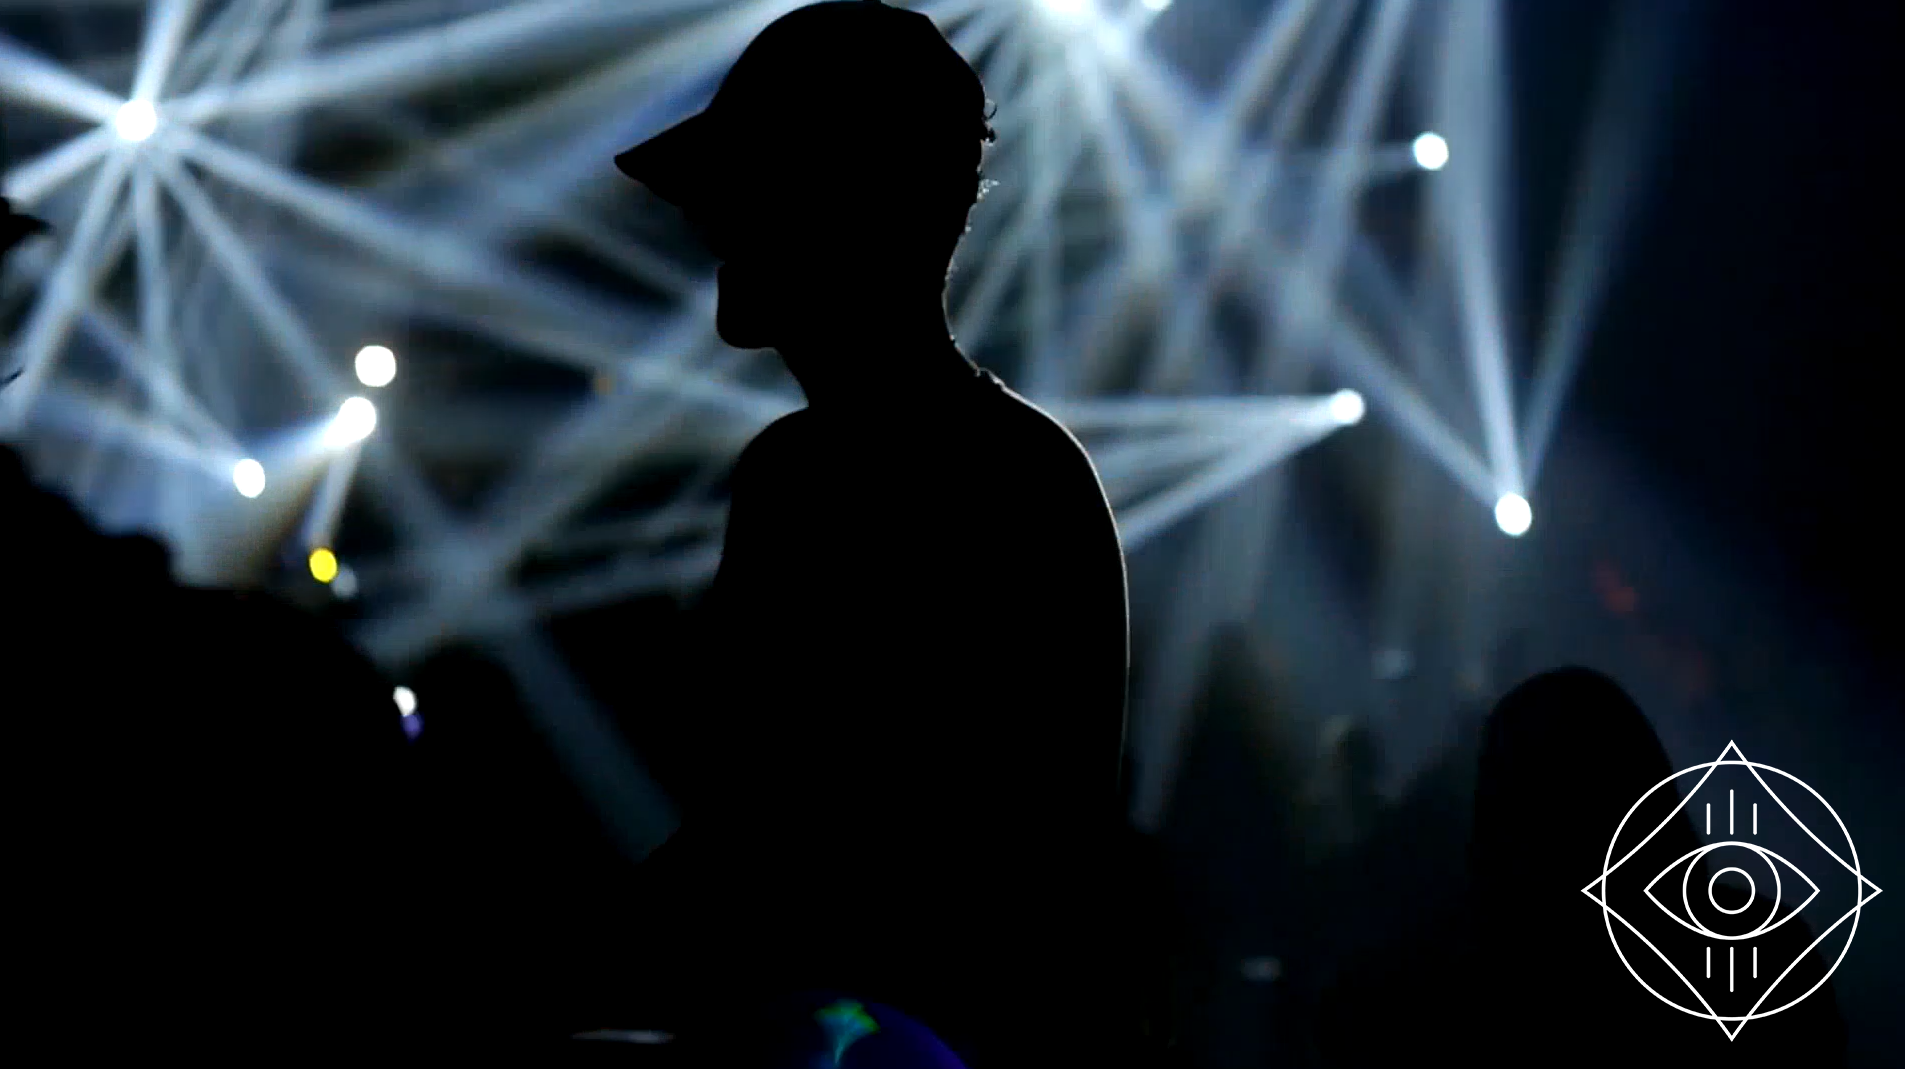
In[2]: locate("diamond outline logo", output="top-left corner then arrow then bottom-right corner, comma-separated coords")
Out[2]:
1580,742 -> 1882,1041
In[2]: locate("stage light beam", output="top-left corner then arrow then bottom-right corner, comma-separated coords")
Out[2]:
1037,0 -> 1092,19
1328,389 -> 1366,426
1495,492 -> 1532,537
113,101 -> 159,142
355,344 -> 396,387
324,396 -> 378,447
394,686 -> 418,717
1412,131 -> 1448,171
232,458 -> 266,498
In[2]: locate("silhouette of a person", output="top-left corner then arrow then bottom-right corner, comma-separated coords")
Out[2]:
613,4 -> 1132,1065
2,446 -> 426,1057
1467,668 -> 1845,1067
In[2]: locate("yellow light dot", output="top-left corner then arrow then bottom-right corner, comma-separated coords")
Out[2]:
309,548 -> 339,583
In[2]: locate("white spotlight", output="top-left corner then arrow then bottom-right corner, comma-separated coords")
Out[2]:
1494,493 -> 1532,537
1141,0 -> 1172,11
354,345 -> 396,388
1412,131 -> 1449,171
393,686 -> 418,717
1327,389 -> 1366,426
231,458 -> 266,498
113,100 -> 159,143
324,396 -> 378,447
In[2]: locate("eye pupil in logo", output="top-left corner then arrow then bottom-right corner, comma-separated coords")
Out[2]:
1708,868 -> 1756,916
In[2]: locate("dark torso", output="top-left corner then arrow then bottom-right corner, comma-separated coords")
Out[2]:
699,366 -> 1128,847
656,366 -> 1134,1060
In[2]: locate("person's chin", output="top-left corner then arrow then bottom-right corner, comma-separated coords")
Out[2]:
714,265 -> 777,350
714,301 -> 775,351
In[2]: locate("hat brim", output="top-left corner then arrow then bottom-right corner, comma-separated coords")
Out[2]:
614,112 -> 721,208
2,208 -> 50,240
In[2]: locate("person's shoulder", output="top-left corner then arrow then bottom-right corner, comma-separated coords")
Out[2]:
972,372 -> 1074,447
175,585 -> 314,635
177,586 -> 390,692
978,376 -> 1105,490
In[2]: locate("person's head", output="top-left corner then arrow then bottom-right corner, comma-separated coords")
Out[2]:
616,1 -> 996,353
1470,668 -> 1700,921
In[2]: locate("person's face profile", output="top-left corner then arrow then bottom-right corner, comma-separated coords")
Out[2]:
683,128 -> 863,351
674,86 -> 977,351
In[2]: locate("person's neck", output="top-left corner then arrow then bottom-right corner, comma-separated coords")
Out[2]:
778,307 -> 975,411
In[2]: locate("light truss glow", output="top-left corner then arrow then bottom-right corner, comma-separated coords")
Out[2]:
393,686 -> 418,717
324,396 -> 378,447
112,100 -> 159,143
1494,492 -> 1532,537
1327,389 -> 1366,426
355,344 -> 397,387
232,458 -> 266,498
309,547 -> 340,583
1412,131 -> 1448,171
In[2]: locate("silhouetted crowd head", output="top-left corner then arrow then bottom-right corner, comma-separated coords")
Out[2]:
616,0 -> 997,352
4,442 -> 423,1058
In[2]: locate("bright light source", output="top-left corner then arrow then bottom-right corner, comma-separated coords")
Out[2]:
1327,389 -> 1366,426
1494,493 -> 1532,537
113,100 -> 158,142
354,345 -> 396,387
324,396 -> 377,447
1141,0 -> 1172,11
1412,132 -> 1449,171
309,547 -> 340,583
394,686 -> 418,717
232,458 -> 266,498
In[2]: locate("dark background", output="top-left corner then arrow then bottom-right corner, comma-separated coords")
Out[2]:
1494,0 -> 1899,1058
1555,0 -> 1895,667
